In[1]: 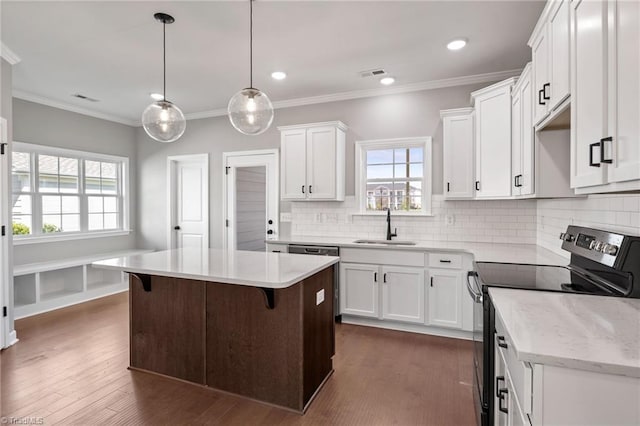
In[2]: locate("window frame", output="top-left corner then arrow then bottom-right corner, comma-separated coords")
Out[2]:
11,142 -> 130,244
355,137 -> 433,216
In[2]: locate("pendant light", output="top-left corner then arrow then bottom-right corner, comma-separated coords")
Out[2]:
228,0 -> 274,135
142,13 -> 186,143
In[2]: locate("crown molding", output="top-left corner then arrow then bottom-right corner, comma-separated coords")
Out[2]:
1,43 -> 21,65
13,90 -> 138,127
185,68 -> 523,122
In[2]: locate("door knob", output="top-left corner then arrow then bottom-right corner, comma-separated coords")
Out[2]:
268,219 -> 273,225
174,226 -> 181,230
267,230 -> 274,235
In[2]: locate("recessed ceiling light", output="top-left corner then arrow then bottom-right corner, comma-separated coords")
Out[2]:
447,39 -> 467,51
380,77 -> 395,86
150,93 -> 164,101
271,71 -> 287,80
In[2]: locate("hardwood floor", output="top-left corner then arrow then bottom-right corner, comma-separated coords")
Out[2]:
1,292 -> 476,425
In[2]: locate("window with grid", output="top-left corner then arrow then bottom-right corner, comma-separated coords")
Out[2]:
357,138 -> 432,214
11,143 -> 128,239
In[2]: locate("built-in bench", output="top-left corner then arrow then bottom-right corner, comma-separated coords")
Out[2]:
13,249 -> 152,319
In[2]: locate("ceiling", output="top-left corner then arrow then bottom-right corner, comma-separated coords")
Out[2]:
1,1 -> 545,126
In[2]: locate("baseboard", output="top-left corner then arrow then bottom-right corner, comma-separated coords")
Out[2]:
4,329 -> 19,348
342,316 -> 473,340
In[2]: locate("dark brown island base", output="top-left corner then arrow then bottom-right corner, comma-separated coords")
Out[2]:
93,248 -> 339,413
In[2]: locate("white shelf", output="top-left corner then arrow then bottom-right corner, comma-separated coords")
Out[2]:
12,249 -> 152,319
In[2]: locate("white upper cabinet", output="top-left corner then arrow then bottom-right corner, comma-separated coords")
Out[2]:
512,64 -> 535,197
441,108 -> 475,199
279,121 -> 347,201
571,0 -> 640,191
472,78 -> 516,199
529,0 -> 571,126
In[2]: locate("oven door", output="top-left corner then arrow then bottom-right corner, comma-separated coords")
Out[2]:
467,271 -> 487,425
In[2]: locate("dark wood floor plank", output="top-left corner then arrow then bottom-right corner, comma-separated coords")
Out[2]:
1,291 -> 475,425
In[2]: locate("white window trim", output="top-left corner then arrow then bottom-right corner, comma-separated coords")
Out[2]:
11,142 -> 130,242
355,136 -> 433,216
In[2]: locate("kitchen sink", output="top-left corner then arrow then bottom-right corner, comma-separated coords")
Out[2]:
353,239 -> 417,246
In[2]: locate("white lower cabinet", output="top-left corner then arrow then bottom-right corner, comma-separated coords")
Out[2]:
340,263 -> 379,318
381,266 -> 424,324
427,269 -> 462,329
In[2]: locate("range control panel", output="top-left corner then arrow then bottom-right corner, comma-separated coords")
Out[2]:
560,226 -> 625,267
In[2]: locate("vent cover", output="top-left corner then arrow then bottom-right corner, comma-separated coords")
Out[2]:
71,93 -> 100,102
358,68 -> 387,78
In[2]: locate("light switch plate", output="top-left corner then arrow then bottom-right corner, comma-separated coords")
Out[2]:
316,289 -> 325,305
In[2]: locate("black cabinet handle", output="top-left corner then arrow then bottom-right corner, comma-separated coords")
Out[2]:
430,276 -> 434,287
496,376 -> 505,397
374,272 -> 377,282
301,185 -> 305,193
589,142 -> 601,167
475,181 -> 480,191
447,182 -> 450,192
383,273 -> 387,283
538,89 -> 546,106
439,259 -> 452,263
600,136 -> 613,164
272,250 -> 281,253
543,82 -> 551,100
309,185 -> 313,194
497,335 -> 508,349
498,388 -> 509,414
173,226 -> 180,230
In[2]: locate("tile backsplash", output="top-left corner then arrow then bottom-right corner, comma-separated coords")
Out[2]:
289,193 -> 640,255
537,194 -> 640,257
290,195 -> 538,244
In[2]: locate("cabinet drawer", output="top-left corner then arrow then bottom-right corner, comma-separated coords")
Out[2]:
495,313 -> 533,417
427,253 -> 462,269
340,248 -> 424,267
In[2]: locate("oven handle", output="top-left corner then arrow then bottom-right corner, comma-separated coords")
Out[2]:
466,271 -> 483,303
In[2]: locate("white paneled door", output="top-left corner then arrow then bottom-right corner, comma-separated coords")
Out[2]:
0,117 -> 9,348
224,150 -> 279,251
168,154 -> 209,251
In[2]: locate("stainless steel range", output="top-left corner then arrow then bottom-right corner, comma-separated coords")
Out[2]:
466,225 -> 640,426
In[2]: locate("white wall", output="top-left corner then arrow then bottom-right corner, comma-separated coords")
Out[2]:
11,99 -> 138,264
136,82 -> 491,250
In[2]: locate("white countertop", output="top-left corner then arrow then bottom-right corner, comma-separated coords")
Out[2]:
269,236 -> 568,266
92,248 -> 339,289
490,288 -> 640,378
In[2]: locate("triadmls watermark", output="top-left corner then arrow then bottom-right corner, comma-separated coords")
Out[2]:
1,417 -> 45,425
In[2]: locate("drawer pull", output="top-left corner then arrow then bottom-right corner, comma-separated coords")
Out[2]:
439,259 -> 452,263
497,335 -> 508,349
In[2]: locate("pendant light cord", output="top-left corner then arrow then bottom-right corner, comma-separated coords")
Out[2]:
249,0 -> 253,89
163,20 -> 167,101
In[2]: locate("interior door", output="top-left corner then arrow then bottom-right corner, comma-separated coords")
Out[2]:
169,155 -> 209,251
0,117 -> 8,347
224,150 -> 279,251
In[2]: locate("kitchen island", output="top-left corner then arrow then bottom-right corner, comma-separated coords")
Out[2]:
93,248 -> 339,413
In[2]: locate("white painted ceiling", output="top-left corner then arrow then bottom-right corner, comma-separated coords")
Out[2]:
1,1 -> 544,125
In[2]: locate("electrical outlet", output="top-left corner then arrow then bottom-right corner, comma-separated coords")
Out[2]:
316,289 -> 325,305
280,212 -> 292,222
445,215 -> 455,226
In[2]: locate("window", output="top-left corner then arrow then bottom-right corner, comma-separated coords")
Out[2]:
11,142 -> 129,241
356,137 -> 432,215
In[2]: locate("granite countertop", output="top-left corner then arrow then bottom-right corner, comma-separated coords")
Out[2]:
268,236 -> 569,266
92,248 -> 339,289
489,287 -> 640,378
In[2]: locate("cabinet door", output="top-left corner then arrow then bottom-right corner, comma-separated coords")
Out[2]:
381,266 -> 424,324
427,269 -> 462,329
549,0 -> 571,110
494,338 -> 508,426
531,29 -> 549,124
340,263 -> 379,318
571,0 -> 607,188
475,87 -> 512,198
511,88 -> 523,197
607,0 -> 640,184
520,73 -> 535,196
306,126 -> 336,200
281,129 -> 307,199
443,113 -> 475,199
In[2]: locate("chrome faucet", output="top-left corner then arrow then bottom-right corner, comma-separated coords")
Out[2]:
386,208 -> 397,241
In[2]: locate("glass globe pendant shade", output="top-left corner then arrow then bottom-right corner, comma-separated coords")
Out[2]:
142,100 -> 186,143
227,88 -> 274,135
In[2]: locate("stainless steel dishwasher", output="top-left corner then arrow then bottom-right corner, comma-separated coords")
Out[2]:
288,244 -> 341,322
